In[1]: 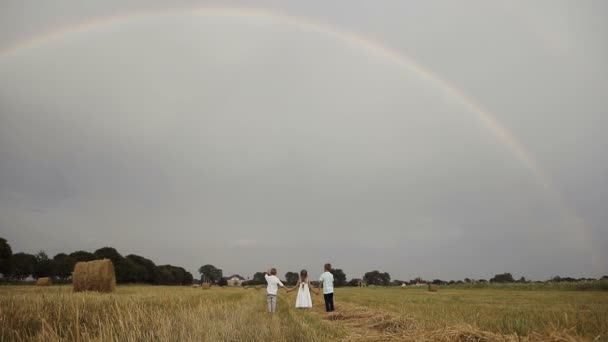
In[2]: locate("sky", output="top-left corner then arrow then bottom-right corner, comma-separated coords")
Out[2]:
0,0 -> 607,281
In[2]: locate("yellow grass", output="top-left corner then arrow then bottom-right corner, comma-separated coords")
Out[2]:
0,285 -> 606,341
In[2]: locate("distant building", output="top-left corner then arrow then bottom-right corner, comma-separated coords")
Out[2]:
226,274 -> 245,287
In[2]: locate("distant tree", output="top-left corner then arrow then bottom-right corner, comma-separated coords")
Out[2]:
601,275 -> 608,280
11,253 -> 36,280
198,264 -> 223,284
490,273 -> 515,283
33,251 -> 54,278
432,279 -> 446,285
126,254 -> 158,284
156,265 -> 192,285
94,247 -> 129,283
285,272 -> 299,285
347,278 -> 362,287
156,265 -> 175,285
412,277 -> 426,284
390,279 -> 405,286
364,270 -> 391,286
184,271 -> 194,285
464,278 -> 472,283
251,272 -> 267,285
171,266 -> 193,285
52,253 -> 76,281
69,251 -> 97,262
218,277 -> 228,286
517,276 -> 527,283
0,237 -> 13,278
330,268 -> 347,287
478,279 -> 488,283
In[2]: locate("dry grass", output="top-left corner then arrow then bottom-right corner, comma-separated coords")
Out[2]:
1,285 -> 606,341
327,287 -> 608,341
72,259 -> 116,293
0,285 -> 335,341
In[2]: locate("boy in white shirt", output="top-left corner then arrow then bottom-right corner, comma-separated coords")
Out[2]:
264,268 -> 286,313
318,263 -> 335,312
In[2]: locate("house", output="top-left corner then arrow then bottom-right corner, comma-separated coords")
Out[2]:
226,274 -> 245,287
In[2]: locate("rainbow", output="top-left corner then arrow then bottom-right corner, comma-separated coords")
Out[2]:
0,5 -> 601,271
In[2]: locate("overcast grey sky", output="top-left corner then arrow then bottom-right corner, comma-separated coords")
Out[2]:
1,0 -> 606,281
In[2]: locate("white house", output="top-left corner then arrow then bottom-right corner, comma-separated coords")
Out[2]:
226,274 -> 245,287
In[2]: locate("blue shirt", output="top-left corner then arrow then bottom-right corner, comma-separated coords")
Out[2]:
319,271 -> 334,294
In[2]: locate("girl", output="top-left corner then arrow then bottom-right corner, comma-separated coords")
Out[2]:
287,269 -> 319,309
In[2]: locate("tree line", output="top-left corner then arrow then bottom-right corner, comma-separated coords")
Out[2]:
0,237 -> 193,285
3,238 -> 605,287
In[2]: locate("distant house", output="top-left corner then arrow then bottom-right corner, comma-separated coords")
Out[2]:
226,274 -> 245,287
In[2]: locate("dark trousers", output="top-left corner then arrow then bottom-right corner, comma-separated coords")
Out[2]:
323,292 -> 335,312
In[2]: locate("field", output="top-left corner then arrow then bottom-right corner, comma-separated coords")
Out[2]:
1,285 -> 607,341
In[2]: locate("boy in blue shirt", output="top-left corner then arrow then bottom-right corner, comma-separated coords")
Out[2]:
318,263 -> 335,312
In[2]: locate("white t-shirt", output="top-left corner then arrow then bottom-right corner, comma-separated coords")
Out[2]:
265,274 -> 284,295
319,271 -> 334,294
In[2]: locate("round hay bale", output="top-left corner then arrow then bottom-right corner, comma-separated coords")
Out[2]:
72,259 -> 116,293
36,277 -> 53,286
428,284 -> 439,292
255,285 -> 262,290
201,283 -> 211,289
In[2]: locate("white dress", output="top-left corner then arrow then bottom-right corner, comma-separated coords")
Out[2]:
295,281 -> 313,308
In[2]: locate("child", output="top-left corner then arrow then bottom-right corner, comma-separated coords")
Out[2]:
318,263 -> 335,312
264,268 -> 286,313
286,269 -> 319,309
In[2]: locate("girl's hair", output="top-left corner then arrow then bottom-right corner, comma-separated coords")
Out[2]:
324,263 -> 332,271
300,270 -> 308,282
270,268 -> 277,275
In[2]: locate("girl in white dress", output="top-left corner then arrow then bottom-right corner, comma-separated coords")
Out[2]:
286,269 -> 319,309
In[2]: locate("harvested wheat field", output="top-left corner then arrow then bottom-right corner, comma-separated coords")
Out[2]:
0,286 -> 606,341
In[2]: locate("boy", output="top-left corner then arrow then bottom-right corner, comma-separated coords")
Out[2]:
318,263 -> 335,312
264,268 -> 285,313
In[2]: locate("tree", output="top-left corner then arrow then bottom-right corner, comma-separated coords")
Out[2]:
364,270 -> 391,286
432,279 -> 446,285
347,278 -> 362,287
517,276 -> 527,283
126,254 -> 158,284
390,279 -> 405,286
157,265 -> 193,285
94,247 -> 129,283
53,253 -> 76,281
330,268 -> 347,287
33,251 -> 53,278
0,237 -> 13,278
251,272 -> 267,285
490,273 -> 515,283
285,272 -> 299,285
198,264 -> 222,284
69,251 -> 97,262
11,253 -> 36,280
